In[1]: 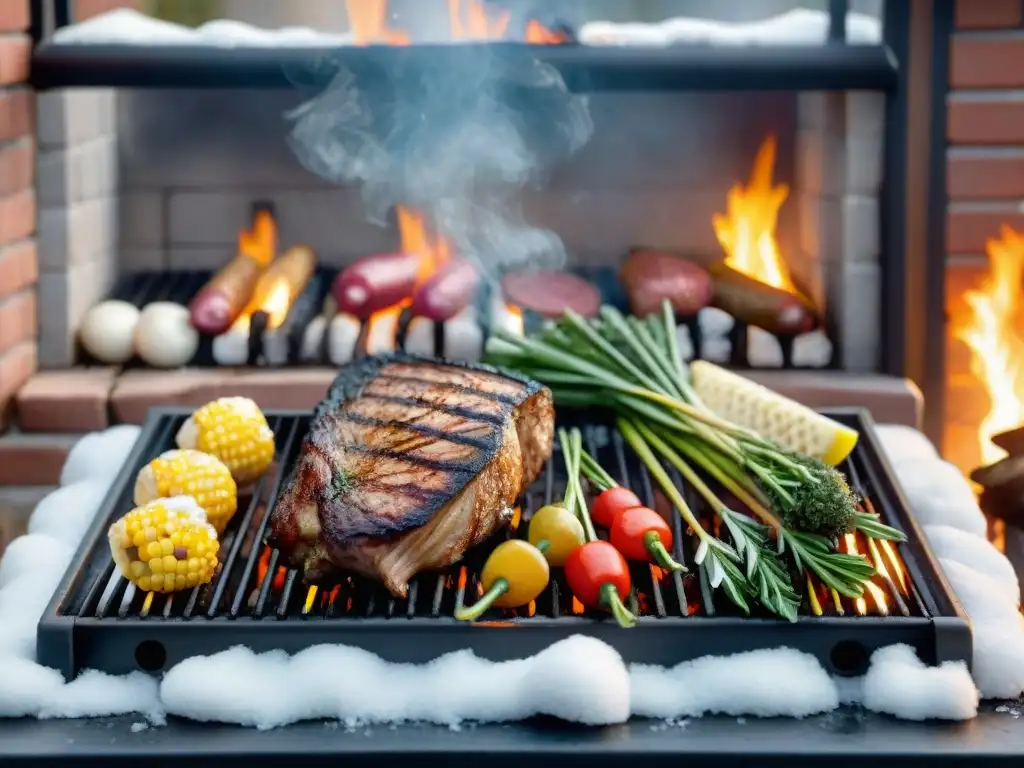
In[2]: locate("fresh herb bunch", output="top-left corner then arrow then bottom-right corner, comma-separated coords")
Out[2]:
484,300 -> 907,619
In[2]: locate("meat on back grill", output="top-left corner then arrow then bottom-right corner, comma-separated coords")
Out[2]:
267,355 -> 555,597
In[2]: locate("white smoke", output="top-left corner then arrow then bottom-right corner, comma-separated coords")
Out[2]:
285,33 -> 592,273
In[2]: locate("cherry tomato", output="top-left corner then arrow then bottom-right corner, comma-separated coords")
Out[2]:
456,540 -> 550,621
591,487 -> 642,529
610,506 -> 672,561
564,540 -> 632,608
528,504 -> 585,567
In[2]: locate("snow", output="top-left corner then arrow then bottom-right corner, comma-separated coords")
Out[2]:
60,425 -> 141,487
860,645 -> 978,721
876,424 -> 939,464
889,457 -> 987,537
161,636 -> 630,729
50,7 -> 880,50
0,422 -> 1017,727
925,525 -> 1019,604
579,9 -> 882,48
630,647 -> 838,719
51,9 -> 352,47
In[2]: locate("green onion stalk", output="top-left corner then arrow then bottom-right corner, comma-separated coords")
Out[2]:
485,300 -> 907,618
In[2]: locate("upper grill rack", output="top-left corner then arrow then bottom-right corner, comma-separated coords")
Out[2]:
88,267 -> 833,370
38,408 -> 971,680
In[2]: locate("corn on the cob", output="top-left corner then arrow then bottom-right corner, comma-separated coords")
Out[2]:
690,360 -> 859,466
108,496 -> 219,594
134,449 -> 238,534
175,397 -> 275,485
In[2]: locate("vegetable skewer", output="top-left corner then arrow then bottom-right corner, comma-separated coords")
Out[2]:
560,429 -> 638,629
577,446 -> 685,573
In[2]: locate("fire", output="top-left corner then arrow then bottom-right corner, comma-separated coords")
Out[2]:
526,19 -> 568,44
365,207 -> 452,349
953,226 -> 1024,468
240,209 -> 276,267
843,534 -> 889,616
712,135 -> 796,294
448,0 -> 510,40
345,0 -> 409,45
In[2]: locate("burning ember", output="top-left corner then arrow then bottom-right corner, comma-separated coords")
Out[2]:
712,135 -> 796,295
227,212 -> 284,334
952,226 -> 1024,469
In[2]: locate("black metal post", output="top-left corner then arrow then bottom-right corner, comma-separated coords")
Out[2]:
923,0 -> 954,444
28,0 -> 45,44
880,1 -> 911,379
828,0 -> 849,42
53,0 -> 71,30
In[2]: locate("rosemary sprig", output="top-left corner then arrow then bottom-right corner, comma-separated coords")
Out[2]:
853,511 -> 907,542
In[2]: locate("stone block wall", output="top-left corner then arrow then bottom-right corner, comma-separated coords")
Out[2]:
943,0 -> 1024,474
795,91 -> 884,372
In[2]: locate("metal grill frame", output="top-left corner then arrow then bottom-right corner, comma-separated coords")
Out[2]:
38,407 -> 971,680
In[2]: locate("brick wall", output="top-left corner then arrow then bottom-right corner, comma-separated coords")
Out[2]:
0,1 -> 38,433
944,0 -> 1024,473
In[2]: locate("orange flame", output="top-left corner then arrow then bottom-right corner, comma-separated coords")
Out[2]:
953,226 -> 1024,468
365,207 -> 452,347
712,135 -> 796,294
843,534 -> 888,616
526,19 -> 568,44
448,0 -> 510,40
239,209 -> 276,268
346,0 -> 409,45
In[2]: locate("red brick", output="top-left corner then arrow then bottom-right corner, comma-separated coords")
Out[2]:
0,137 -> 32,198
0,432 -> 79,486
952,36 -> 1024,89
948,153 -> 1024,200
949,99 -> 1024,144
947,210 -> 1024,253
956,0 -> 1023,29
0,239 -> 36,300
110,368 -> 337,425
0,88 -> 31,142
0,2 -> 29,33
0,34 -> 30,86
0,289 -> 34,354
0,190 -> 34,247
16,368 -> 117,432
0,341 -> 36,431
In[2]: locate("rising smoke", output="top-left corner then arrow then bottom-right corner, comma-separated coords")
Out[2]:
285,23 -> 593,273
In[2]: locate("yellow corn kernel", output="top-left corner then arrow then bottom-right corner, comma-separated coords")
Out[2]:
134,448 -> 238,534
107,496 -> 220,594
175,397 -> 275,486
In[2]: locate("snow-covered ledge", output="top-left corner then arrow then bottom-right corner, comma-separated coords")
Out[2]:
0,423 -> 1016,725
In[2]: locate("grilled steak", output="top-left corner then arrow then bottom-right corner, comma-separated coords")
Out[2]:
267,355 -> 554,597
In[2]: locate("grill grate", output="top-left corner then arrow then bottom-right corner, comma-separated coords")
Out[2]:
38,408 -> 971,680
85,267 -> 834,370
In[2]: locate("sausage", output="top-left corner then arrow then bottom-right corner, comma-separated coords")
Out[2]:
410,258 -> 480,321
189,254 -> 266,334
620,249 -> 714,317
333,252 -> 422,319
243,245 -> 317,325
500,269 -> 602,319
708,262 -> 819,336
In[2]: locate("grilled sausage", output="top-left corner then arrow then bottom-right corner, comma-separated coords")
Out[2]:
333,252 -> 422,319
621,249 -> 714,317
500,270 -> 602,319
242,245 -> 317,325
708,262 -> 819,336
189,254 -> 266,334
410,258 -> 480,321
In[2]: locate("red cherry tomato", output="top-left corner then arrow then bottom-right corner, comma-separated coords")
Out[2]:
564,540 -> 632,608
591,487 -> 642,529
609,506 -> 674,562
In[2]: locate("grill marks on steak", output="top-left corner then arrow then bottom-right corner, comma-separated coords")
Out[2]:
267,356 -> 554,597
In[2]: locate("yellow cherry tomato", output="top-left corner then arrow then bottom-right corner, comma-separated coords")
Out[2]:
480,539 -> 550,609
528,504 -> 585,567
